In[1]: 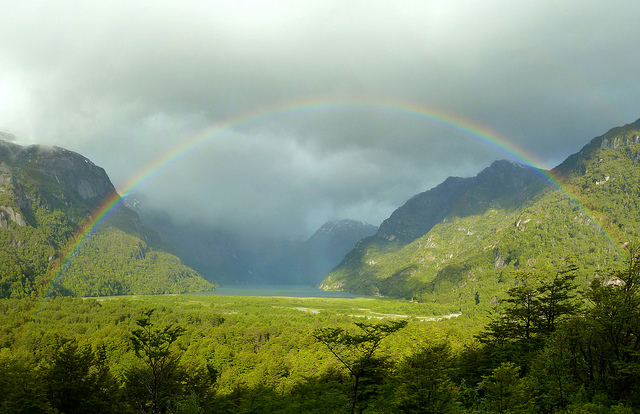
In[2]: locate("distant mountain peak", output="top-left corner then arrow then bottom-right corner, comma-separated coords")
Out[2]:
480,159 -> 535,176
488,159 -> 526,168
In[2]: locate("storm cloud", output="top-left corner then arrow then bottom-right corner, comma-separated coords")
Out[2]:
1,0 -> 640,239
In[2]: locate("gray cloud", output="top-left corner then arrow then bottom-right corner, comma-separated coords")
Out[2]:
1,0 -> 640,239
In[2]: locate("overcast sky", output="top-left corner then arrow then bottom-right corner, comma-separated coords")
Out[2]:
1,0 -> 640,240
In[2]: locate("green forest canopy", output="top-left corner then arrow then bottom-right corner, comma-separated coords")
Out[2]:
1,249 -> 640,413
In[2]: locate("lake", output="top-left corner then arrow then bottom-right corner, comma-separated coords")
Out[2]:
188,284 -> 363,298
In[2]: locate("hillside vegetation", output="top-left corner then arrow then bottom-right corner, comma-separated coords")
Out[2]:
322,120 -> 640,307
0,140 -> 213,298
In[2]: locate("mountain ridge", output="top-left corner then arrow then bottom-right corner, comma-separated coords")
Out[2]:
553,117 -> 640,178
321,120 -> 639,306
376,159 -> 548,244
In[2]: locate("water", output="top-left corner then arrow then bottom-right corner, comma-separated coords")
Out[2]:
188,284 -> 363,298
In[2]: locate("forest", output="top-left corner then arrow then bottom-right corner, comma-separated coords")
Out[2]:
1,248 -> 640,413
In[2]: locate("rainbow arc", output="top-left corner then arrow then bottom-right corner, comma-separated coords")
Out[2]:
44,97 -> 621,296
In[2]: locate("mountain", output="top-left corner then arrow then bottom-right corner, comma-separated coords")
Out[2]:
123,202 -> 256,285
302,219 -> 379,283
246,219 -> 377,285
377,159 -> 548,244
132,202 -> 377,285
0,137 -> 213,298
321,160 -> 551,295
321,119 -> 640,309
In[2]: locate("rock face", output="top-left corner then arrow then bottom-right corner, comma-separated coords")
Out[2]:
34,147 -> 115,200
0,139 -> 119,231
376,160 -> 547,245
0,140 -> 115,204
0,206 -> 26,229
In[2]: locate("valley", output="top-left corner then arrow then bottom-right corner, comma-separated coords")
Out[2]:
2,119 -> 640,412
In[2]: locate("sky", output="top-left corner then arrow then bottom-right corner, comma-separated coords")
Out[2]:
1,0 -> 640,240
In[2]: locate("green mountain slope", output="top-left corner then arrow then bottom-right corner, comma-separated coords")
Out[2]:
56,227 -> 212,296
0,138 -> 213,298
321,120 -> 640,310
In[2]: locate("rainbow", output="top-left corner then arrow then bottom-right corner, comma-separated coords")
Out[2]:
44,96 -> 620,296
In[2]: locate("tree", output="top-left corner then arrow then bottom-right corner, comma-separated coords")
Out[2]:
479,261 -> 579,347
535,259 -> 579,335
575,245 -> 640,403
393,342 -> 459,414
532,331 -> 574,412
477,362 -> 529,413
502,270 -> 541,342
127,309 -> 186,414
313,319 -> 407,414
0,349 -> 55,414
46,339 -> 121,414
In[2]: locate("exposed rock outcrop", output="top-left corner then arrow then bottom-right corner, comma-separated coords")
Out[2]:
0,140 -> 116,204
0,206 -> 26,228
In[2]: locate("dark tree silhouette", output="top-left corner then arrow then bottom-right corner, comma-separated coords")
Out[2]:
313,319 -> 407,414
